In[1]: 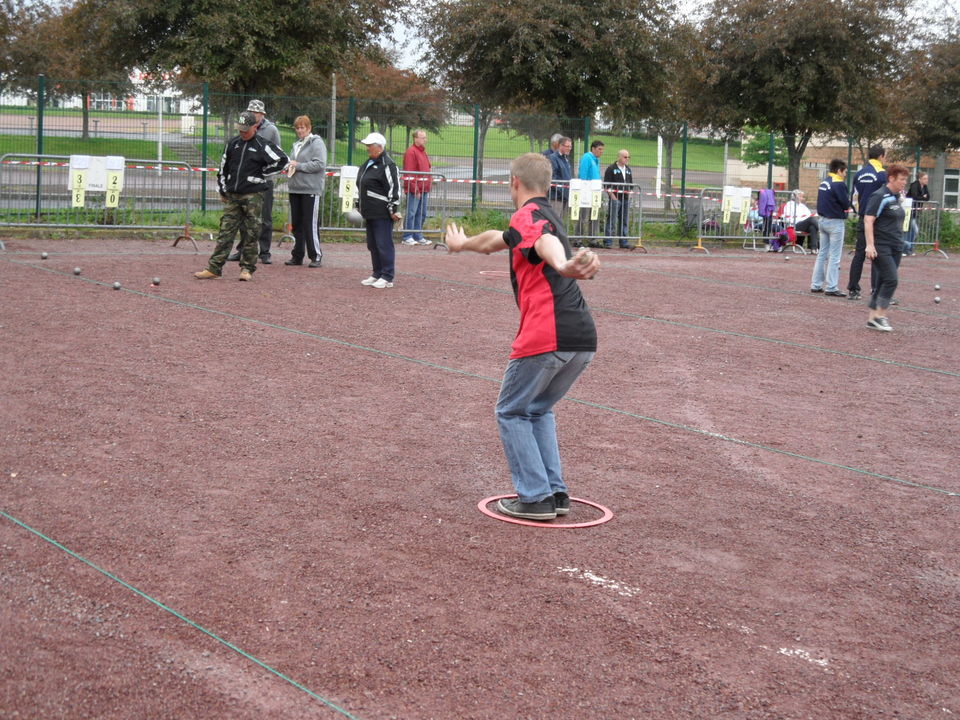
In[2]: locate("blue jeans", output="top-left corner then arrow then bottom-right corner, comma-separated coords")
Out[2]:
903,219 -> 918,254
811,217 -> 845,292
365,217 -> 395,281
402,192 -> 429,242
495,350 -> 594,503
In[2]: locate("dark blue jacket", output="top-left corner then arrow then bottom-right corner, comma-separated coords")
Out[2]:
817,173 -> 852,219
549,152 -> 572,204
853,159 -> 887,216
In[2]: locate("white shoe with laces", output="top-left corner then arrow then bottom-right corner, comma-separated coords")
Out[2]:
372,278 -> 394,289
401,238 -> 418,245
360,276 -> 378,286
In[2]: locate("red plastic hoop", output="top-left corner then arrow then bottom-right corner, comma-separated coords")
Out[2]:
477,494 -> 613,528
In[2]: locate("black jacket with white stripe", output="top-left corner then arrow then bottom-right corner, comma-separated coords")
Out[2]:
217,134 -> 289,196
357,151 -> 400,220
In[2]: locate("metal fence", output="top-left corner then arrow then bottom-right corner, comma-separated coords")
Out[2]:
0,153 -> 194,237
271,168 -> 450,246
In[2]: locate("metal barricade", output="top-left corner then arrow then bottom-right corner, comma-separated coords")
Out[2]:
272,166 -> 449,247
0,154 -> 195,245
547,179 -> 647,252
691,187 -> 812,255
912,201 -> 947,258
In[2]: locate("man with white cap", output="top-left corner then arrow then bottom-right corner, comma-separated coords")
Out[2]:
227,99 -> 282,264
356,132 -> 401,288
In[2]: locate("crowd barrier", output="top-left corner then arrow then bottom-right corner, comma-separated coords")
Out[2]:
0,154 -> 197,248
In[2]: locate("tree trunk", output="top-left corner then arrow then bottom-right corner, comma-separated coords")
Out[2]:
82,91 -> 90,140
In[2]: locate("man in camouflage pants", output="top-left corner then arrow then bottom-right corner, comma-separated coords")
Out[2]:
194,110 -> 288,281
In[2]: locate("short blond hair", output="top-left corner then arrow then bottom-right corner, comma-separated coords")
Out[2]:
293,115 -> 311,130
510,153 -> 551,195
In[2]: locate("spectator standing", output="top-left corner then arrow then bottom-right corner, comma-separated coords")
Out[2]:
401,129 -> 433,246
603,149 -> 634,248
443,153 -> 600,521
194,111 -> 288,281
549,136 -> 573,218
780,189 -> 820,251
284,115 -> 327,268
864,164 -> 909,331
903,171 -> 929,255
357,132 -> 401,289
810,159 -> 852,296
577,140 -> 605,246
227,99 -> 283,265
542,133 -> 562,158
847,145 -> 887,299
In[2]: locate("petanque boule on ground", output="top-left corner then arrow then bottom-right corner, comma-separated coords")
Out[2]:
935,296 -> 941,304
935,284 -> 941,290
112,282 -> 121,290
41,252 -> 48,259
151,277 -> 160,286
73,267 -> 81,275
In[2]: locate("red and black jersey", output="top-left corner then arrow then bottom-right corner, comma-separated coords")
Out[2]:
503,197 -> 597,359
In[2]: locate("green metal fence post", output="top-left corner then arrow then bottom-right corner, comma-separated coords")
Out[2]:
35,74 -> 45,219
583,116 -> 591,158
846,137 -> 854,193
201,82 -> 209,212
347,97 -> 356,165
680,122 -> 688,213
767,131 -> 774,189
914,146 -> 922,177
472,104 -> 480,212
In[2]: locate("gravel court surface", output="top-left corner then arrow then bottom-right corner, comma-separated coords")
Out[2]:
1,237 -> 958,719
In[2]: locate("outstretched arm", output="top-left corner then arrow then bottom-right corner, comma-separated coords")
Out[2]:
535,233 -> 600,280
444,223 -> 508,254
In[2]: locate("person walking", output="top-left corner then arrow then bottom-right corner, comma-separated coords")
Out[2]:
284,115 -> 327,268
357,132 -> 401,289
194,111 -> 288,281
227,99 -> 283,265
443,153 -> 600,521
401,129 -> 433,246
810,159 -> 852,297
847,145 -> 887,299
864,164 -> 909,331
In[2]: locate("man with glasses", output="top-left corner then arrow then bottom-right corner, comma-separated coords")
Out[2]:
603,149 -> 634,248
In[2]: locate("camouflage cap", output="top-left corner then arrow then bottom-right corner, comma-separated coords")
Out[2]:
246,99 -> 266,114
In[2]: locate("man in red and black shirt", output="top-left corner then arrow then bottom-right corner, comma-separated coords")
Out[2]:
445,153 -> 600,521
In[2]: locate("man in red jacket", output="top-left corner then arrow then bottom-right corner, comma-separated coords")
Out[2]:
401,129 -> 433,245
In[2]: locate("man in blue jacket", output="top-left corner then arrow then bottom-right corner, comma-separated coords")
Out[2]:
810,159 -> 852,297
194,111 -> 288,281
847,145 -> 887,299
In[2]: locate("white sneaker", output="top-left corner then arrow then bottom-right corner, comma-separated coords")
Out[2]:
372,278 -> 394,289
360,276 -> 378,286
417,238 -> 432,246
401,238 -> 418,246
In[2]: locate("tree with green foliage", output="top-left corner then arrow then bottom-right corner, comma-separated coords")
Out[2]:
111,0 -> 402,97
700,0 -> 907,189
424,0 -> 665,189
740,125 -> 789,169
902,30 -> 960,152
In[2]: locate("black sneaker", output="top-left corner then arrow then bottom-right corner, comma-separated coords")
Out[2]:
284,259 -> 303,266
866,317 -> 893,332
847,291 -> 862,300
259,255 -> 273,265
227,251 -> 241,261
810,288 -> 824,293
825,289 -> 847,297
497,497 -> 556,521
308,260 -> 322,268
554,492 -> 570,516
